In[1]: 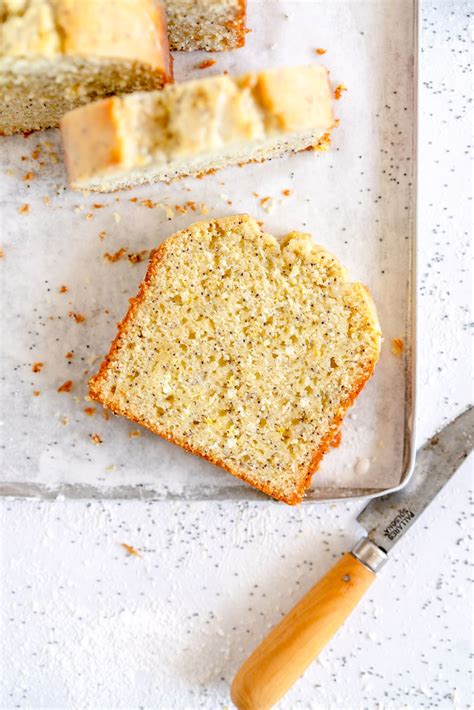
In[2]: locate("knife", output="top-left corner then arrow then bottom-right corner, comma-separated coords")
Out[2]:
231,407 -> 474,710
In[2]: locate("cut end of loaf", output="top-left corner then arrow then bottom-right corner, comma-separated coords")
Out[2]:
0,0 -> 172,134
164,0 -> 247,51
89,215 -> 381,504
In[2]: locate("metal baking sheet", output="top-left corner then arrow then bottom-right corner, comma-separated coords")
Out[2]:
0,0 -> 417,502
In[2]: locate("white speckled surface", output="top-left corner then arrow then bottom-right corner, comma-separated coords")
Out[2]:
1,1 -> 472,709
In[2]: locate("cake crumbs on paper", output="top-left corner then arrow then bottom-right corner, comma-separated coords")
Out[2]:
196,59 -> 216,69
32,362 -> 44,373
93,203 -> 104,209
43,196 -> 51,205
199,203 -> 209,215
59,284 -> 68,293
104,248 -> 127,263
90,433 -> 103,445
391,337 -> 404,357
98,230 -> 107,240
160,204 -> 175,219
121,543 -> 142,558
60,416 -> 69,426
259,196 -> 276,214
22,171 -> 35,181
282,189 -> 292,197
84,407 -> 96,416
65,351 -> 74,359
18,203 -> 30,214
141,199 -> 155,209
334,83 -> 347,100
85,212 -> 94,220
128,430 -> 141,438
57,379 -> 73,393
69,311 -> 86,323
128,250 -> 149,264
354,457 -> 371,476
102,410 -> 110,421
129,197 -> 138,203
33,390 -> 41,396
315,48 -> 327,55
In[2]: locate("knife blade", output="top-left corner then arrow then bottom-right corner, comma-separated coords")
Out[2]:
352,405 -> 474,571
231,407 -> 474,710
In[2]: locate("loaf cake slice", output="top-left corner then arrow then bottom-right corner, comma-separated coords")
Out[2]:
164,0 -> 246,51
89,215 -> 381,504
60,65 -> 336,192
0,0 -> 172,135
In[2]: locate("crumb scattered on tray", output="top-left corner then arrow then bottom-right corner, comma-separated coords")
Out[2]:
59,284 -> 68,293
315,48 -> 327,55
22,171 -> 35,181
85,212 -> 93,220
391,338 -> 404,357
104,248 -> 127,263
69,311 -> 86,323
141,199 -> 155,209
43,196 -> 51,205
84,407 -> 96,416
121,543 -> 142,558
196,59 -> 216,69
129,197 -> 138,203
65,351 -> 74,359
354,457 -> 371,476
334,83 -> 347,100
129,430 -> 141,438
18,203 -> 30,214
93,203 -> 104,209
282,189 -> 292,197
90,433 -> 103,445
99,231 -> 107,240
259,196 -> 275,214
128,250 -> 149,264
33,390 -> 41,396
32,362 -> 43,373
57,379 -> 73,393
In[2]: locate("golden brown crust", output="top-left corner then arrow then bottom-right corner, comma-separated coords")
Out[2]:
223,0 -> 247,50
89,219 -> 379,505
61,98 -> 125,188
1,0 -> 173,79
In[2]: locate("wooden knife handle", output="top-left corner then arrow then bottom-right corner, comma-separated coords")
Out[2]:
230,553 -> 375,710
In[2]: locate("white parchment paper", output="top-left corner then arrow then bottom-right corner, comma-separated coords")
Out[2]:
0,0 -> 416,500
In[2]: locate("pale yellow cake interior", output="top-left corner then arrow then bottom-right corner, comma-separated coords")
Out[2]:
90,216 -> 381,503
